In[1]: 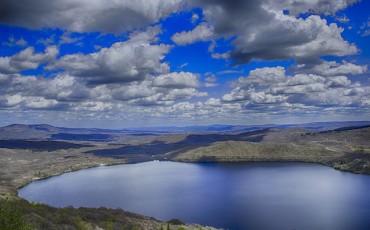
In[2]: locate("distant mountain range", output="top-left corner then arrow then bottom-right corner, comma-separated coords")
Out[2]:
127,121 -> 370,133
1,121 -> 370,141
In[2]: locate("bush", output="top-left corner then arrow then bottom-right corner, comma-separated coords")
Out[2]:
0,199 -> 32,230
167,218 -> 185,225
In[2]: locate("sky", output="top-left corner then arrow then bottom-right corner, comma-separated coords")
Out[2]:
0,0 -> 369,128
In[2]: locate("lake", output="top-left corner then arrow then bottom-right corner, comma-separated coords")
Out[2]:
18,161 -> 370,230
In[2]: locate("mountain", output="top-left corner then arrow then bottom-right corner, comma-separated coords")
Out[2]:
0,124 -> 123,141
0,124 -> 58,140
1,121 -> 370,140
128,121 -> 370,133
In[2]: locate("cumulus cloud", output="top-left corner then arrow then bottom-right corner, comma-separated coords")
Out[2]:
336,15 -> 350,24
204,75 -> 218,87
359,17 -> 370,37
188,0 -> 358,64
171,23 -> 214,45
133,100 -> 243,123
269,0 -> 358,16
231,14 -> 357,63
133,88 -> 207,106
111,72 -> 205,106
0,46 -> 58,74
0,24 -> 209,112
223,66 -> 370,109
153,72 -> 199,88
0,0 -> 359,66
293,60 -> 367,76
191,13 -> 200,24
0,74 -> 89,109
48,27 -> 171,85
231,66 -> 287,87
0,70 -> 206,110
3,94 -> 65,110
0,0 -> 366,126
0,74 -> 10,85
0,0 -> 183,34
3,36 -> 28,47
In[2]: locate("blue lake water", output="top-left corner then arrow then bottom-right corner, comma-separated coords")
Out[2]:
18,161 -> 370,230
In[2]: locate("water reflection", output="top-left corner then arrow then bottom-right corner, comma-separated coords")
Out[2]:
19,161 -> 370,230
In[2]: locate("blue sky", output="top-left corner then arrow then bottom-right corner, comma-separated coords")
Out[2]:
0,0 -> 369,128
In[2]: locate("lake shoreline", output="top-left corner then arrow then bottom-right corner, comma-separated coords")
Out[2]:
2,135 -> 369,230
15,157 -> 370,200
1,148 -> 224,230
14,156 -> 370,202
17,160 -> 370,230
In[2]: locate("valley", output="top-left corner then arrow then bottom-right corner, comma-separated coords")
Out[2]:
1,121 -> 370,229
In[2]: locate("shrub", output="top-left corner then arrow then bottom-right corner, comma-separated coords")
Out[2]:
0,199 -> 32,230
167,218 -> 185,225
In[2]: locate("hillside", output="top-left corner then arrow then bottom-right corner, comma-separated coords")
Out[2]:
174,127 -> 370,174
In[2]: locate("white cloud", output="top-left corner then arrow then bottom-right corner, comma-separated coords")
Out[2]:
0,74 -> 10,85
153,72 -> 200,88
0,46 -> 58,74
178,63 -> 188,68
222,66 -> 370,110
232,66 -> 286,87
112,72 -> 206,106
0,0 -> 184,34
59,31 -> 83,44
191,13 -> 199,24
5,94 -> 23,107
293,60 -> 367,76
336,15 -> 350,23
0,71 -> 207,110
171,23 -> 214,45
76,101 -> 114,112
24,97 -> 60,109
127,88 -> 207,106
48,27 -> 171,84
232,14 -> 358,63
269,0 -> 358,16
3,36 -> 28,47
205,75 -> 216,83
359,17 -> 370,37
204,75 -> 218,87
111,81 -> 155,101
191,0 -> 358,63
0,0 -> 367,126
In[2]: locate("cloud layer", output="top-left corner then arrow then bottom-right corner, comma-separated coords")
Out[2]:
48,27 -> 171,85
0,46 -> 58,74
0,0 -> 368,127
191,0 -> 359,63
223,66 -> 370,110
0,0 -> 183,34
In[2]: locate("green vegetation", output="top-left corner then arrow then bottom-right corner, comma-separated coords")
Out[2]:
0,199 -> 31,230
0,199 -> 210,230
0,140 -> 91,151
0,199 -> 161,230
174,140 -> 370,175
167,219 -> 185,225
174,141 -> 340,163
